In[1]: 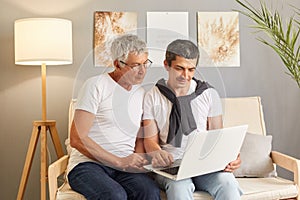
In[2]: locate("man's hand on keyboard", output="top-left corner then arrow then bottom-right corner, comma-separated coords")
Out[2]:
151,150 -> 174,168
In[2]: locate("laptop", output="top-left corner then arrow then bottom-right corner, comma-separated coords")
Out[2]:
143,125 -> 248,181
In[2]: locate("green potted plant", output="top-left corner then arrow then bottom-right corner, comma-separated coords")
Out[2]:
235,0 -> 300,87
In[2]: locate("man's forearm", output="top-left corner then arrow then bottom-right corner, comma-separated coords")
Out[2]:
144,138 -> 162,158
70,121 -> 121,168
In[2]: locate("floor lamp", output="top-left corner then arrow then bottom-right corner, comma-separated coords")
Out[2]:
14,18 -> 73,200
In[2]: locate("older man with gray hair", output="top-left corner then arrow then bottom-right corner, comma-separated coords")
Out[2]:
67,34 -> 160,200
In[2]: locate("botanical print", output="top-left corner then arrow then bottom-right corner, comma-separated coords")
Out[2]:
94,12 -> 137,67
197,12 -> 240,67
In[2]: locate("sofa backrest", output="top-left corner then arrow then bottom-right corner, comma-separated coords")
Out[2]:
65,99 -> 77,154
222,96 -> 266,135
65,96 -> 266,154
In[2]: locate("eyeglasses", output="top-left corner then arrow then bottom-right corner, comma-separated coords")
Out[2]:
119,59 -> 152,71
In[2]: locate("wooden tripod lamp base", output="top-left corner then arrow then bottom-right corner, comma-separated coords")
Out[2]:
17,120 -> 64,200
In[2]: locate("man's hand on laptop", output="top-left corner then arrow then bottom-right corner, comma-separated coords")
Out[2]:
224,153 -> 241,172
151,150 -> 174,168
118,153 -> 148,173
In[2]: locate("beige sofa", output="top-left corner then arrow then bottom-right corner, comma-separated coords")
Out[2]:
48,96 -> 299,200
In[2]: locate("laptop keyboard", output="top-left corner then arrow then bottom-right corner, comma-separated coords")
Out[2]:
161,166 -> 180,175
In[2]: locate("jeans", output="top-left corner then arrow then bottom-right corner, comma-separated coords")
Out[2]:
68,162 -> 161,200
155,171 -> 242,200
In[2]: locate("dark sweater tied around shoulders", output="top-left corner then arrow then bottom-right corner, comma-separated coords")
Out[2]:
155,78 -> 212,147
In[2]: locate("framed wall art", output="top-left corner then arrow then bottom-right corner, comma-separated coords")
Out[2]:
94,12 -> 137,67
197,12 -> 240,67
147,12 -> 189,66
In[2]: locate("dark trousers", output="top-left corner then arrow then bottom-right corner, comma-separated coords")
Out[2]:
68,162 -> 161,200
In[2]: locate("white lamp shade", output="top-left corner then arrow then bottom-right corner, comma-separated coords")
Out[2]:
14,18 -> 73,65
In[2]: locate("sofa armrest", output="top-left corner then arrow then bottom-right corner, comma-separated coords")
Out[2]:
48,155 -> 69,200
271,151 -> 300,187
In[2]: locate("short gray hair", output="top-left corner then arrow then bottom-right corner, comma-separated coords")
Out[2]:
110,34 -> 148,62
165,39 -> 199,66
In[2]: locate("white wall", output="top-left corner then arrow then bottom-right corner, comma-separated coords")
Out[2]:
0,0 -> 299,199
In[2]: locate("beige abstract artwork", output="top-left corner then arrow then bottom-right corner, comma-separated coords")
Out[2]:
94,12 -> 137,67
197,12 -> 240,67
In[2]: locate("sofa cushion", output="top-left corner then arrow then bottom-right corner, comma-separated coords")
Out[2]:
234,133 -> 274,177
57,182 -> 86,200
57,177 -> 297,200
238,177 -> 298,200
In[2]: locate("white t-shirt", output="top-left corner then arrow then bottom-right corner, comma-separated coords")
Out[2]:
143,79 -> 222,159
68,73 -> 145,172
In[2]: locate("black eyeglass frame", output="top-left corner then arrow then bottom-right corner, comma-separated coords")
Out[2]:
119,59 -> 153,71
